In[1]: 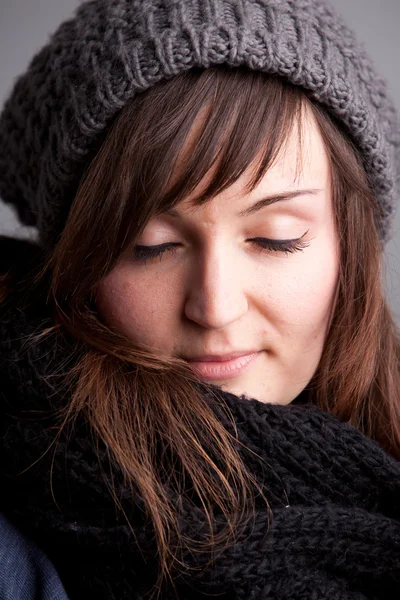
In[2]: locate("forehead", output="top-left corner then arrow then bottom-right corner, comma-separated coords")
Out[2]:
172,105 -> 330,217
265,106 -> 330,188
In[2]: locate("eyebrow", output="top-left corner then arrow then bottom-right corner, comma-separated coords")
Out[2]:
165,188 -> 323,218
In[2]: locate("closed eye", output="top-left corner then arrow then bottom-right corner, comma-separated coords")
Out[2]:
131,230 -> 311,263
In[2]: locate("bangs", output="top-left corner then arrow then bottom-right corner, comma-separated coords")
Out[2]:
108,66 -> 309,242
157,68 -> 308,213
64,66 -> 313,275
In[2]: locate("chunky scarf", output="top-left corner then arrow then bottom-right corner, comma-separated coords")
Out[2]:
1,237 -> 400,599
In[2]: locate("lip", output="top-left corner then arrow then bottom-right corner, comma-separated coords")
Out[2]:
186,350 -> 260,362
186,351 -> 261,381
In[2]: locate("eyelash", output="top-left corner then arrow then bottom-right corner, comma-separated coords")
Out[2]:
131,231 -> 311,264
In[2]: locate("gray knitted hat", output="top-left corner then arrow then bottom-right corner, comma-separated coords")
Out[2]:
0,0 -> 399,249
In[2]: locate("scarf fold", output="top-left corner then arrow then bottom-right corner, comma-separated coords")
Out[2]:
1,237 -> 400,599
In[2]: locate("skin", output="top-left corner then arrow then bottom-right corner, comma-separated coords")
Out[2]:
95,106 -> 339,405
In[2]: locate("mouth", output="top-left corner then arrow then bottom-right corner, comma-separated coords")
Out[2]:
185,351 -> 261,381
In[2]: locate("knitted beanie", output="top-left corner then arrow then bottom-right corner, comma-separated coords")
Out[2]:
0,0 -> 399,249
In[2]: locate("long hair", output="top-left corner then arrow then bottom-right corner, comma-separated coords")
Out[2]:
2,66 -> 400,599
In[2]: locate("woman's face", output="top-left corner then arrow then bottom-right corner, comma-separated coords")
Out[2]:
96,108 -> 339,405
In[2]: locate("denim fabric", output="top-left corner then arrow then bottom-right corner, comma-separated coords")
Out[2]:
0,513 -> 69,600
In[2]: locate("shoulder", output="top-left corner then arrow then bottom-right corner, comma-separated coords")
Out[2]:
0,513 -> 69,600
0,236 -> 58,412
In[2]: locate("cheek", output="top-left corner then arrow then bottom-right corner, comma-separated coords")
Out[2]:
96,269 -> 171,339
259,239 -> 339,336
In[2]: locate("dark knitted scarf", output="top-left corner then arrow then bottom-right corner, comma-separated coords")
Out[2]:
1,237 -> 400,600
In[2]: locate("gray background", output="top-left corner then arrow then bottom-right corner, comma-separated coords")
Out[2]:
1,0 -> 399,322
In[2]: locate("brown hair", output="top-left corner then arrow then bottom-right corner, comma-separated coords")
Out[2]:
2,66 -> 400,599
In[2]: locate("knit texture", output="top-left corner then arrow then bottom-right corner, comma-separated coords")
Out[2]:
1,236 -> 400,599
0,0 -> 399,249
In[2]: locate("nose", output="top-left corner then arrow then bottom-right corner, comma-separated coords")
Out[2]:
184,244 -> 249,329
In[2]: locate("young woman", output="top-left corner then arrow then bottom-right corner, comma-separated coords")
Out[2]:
1,1 -> 400,599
